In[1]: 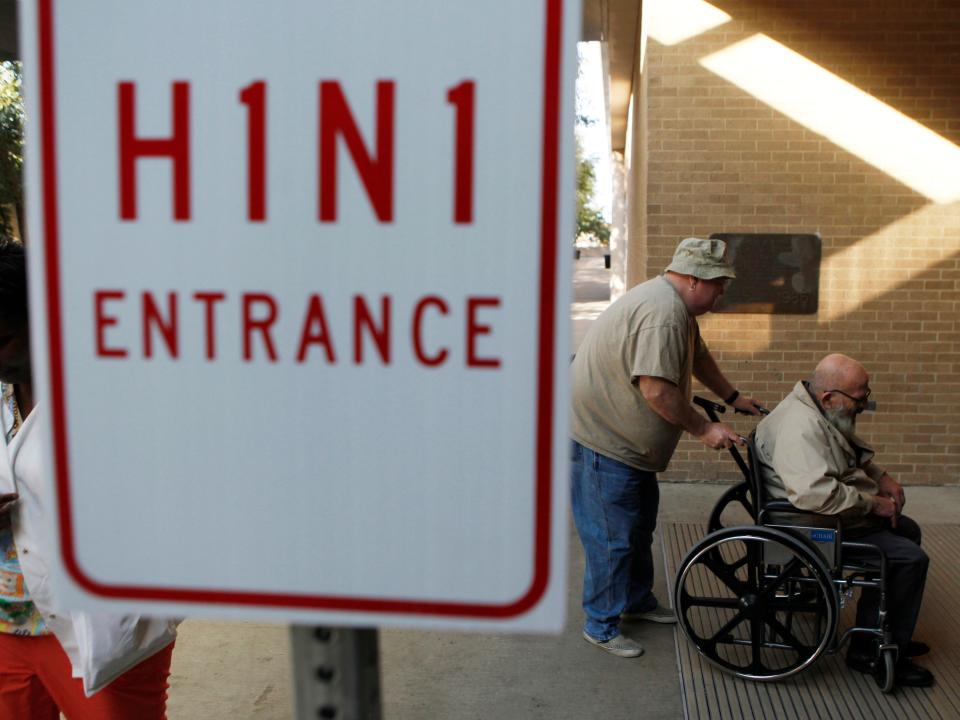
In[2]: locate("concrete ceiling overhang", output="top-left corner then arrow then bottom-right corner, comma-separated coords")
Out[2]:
0,2 -> 638,144
582,0 -> 641,153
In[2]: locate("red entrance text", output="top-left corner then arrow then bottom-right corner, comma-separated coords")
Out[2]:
92,291 -> 502,369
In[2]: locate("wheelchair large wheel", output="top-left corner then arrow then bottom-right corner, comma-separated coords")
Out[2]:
675,526 -> 838,681
707,482 -> 756,533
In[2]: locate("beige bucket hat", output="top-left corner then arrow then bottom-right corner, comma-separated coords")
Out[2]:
665,237 -> 736,280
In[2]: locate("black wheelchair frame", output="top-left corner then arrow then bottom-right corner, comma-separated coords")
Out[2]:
673,396 -> 898,693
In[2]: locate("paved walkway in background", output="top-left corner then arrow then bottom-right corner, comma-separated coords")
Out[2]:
166,252 -> 960,719
571,245 -> 611,354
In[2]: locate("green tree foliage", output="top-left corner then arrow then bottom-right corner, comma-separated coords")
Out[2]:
0,61 -> 23,236
575,138 -> 609,244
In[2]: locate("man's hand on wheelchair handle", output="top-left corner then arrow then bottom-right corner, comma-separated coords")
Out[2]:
731,393 -> 765,416
696,422 -> 744,450
870,494 -> 899,528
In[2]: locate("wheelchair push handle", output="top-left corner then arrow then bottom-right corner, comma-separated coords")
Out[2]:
735,403 -> 771,416
692,395 -> 746,444
692,395 -> 760,479
693,394 -> 769,420
693,395 -> 726,422
693,395 -> 769,444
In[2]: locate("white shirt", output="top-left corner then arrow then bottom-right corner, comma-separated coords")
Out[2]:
0,401 -> 177,696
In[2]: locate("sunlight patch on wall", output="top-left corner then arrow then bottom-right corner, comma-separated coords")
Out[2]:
644,0 -> 731,47
698,314 -> 773,354
700,34 -> 960,204
819,202 -> 960,321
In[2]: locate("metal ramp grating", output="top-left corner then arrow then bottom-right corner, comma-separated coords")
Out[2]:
663,522 -> 960,719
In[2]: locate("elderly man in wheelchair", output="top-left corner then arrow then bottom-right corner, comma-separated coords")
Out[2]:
753,353 -> 932,687
674,353 -> 933,692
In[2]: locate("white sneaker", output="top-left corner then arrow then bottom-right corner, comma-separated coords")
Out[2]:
621,604 -> 677,624
582,631 -> 644,658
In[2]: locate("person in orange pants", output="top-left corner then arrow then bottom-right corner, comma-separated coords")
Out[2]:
0,238 -> 178,717
0,635 -> 174,719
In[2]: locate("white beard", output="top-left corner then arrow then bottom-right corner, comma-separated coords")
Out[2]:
825,407 -> 857,439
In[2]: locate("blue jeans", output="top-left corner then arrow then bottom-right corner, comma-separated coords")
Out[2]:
570,441 -> 660,641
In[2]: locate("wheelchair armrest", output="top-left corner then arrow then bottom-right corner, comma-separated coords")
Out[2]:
758,502 -> 842,534
764,499 -> 804,513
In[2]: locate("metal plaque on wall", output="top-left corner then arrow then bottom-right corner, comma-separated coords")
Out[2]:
709,233 -> 821,314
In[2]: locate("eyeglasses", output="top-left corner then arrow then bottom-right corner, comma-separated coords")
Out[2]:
827,388 -> 871,407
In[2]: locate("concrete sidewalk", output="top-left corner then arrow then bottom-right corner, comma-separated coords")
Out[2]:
164,484 -> 709,720
168,484 -> 960,719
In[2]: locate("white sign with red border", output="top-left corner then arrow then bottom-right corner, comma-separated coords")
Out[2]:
21,0 -> 576,629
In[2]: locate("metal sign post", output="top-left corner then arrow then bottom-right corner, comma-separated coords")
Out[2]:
291,626 -> 382,720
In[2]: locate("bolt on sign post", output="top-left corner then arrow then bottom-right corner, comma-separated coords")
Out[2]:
19,0 -> 579,643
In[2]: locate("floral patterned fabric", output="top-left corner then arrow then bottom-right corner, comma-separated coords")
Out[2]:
0,383 -> 47,636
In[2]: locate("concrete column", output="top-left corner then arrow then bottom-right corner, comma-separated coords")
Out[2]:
624,10 -> 648,291
609,151 -> 628,300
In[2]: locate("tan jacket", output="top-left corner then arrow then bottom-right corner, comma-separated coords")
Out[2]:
755,381 -> 884,529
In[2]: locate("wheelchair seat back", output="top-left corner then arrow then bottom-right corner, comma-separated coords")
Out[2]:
747,433 -> 841,571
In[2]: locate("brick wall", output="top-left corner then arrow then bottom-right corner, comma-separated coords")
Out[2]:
638,0 -> 960,484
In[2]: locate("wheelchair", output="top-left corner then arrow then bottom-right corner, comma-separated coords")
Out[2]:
673,396 -> 898,693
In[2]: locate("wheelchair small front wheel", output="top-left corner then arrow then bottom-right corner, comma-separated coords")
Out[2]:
875,647 -> 896,693
675,525 -> 838,682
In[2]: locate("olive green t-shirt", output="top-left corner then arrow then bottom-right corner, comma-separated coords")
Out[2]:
571,275 -> 708,472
